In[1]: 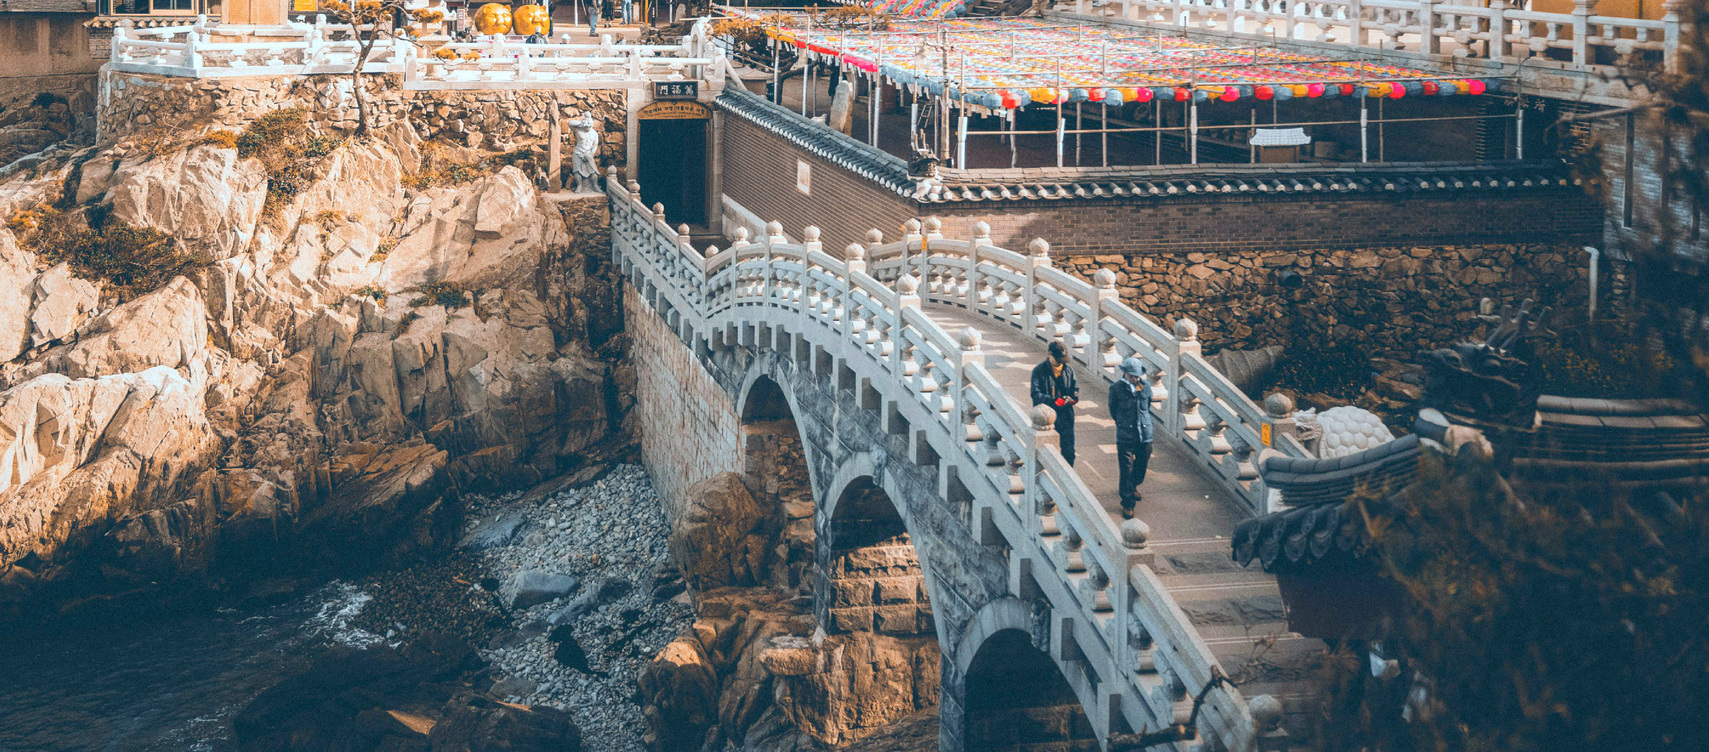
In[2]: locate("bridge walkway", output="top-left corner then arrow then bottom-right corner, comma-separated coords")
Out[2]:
922,303 -> 1328,734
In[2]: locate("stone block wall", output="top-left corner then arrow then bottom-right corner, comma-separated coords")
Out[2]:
96,70 -> 628,166
624,287 -> 742,521
826,543 -> 934,637
1056,243 -> 1597,356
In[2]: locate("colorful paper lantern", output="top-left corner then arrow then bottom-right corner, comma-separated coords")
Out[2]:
473,3 -> 512,35
1422,81 -> 1439,95
1131,87 -> 1153,103
1307,82 -> 1325,97
1173,87 -> 1190,102
513,3 -> 550,35
1468,79 -> 1487,95
1255,85 -> 1274,100
1388,83 -> 1405,98
1219,86 -> 1239,102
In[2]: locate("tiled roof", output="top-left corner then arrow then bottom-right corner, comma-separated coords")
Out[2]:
1250,127 -> 1311,147
715,87 -> 915,196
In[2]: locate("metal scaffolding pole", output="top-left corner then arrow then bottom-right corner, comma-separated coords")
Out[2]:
957,113 -> 968,167
1075,102 -> 1083,165
1516,99 -> 1525,160
1154,99 -> 1161,164
1189,98 -> 1198,164
1360,97 -> 1369,163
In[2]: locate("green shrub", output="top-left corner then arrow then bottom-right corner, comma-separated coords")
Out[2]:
407,281 -> 473,309
9,204 -> 207,302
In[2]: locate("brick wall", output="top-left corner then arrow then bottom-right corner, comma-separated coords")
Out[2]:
721,113 -> 917,250
624,287 -> 743,521
720,109 -> 1602,255
0,14 -> 99,88
1595,109 -> 1709,268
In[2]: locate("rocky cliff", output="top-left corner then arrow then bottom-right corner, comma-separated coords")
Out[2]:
0,112 -> 630,625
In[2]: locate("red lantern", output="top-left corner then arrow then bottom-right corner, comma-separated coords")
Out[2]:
1219,86 -> 1238,102
1000,91 -> 1020,109
1173,87 -> 1190,102
1422,81 -> 1439,95
1132,87 -> 1153,103
1255,85 -> 1274,100
1338,83 -> 1355,96
1307,82 -> 1325,97
1087,88 -> 1105,102
1468,79 -> 1487,95
1388,83 -> 1405,98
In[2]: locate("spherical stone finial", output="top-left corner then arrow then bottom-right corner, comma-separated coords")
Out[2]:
605,165 -> 618,177
1031,403 -> 1057,431
1173,317 -> 1200,341
896,274 -> 919,294
765,220 -> 784,238
974,220 -> 991,237
732,226 -> 750,244
958,326 -> 982,351
704,244 -> 720,258
904,218 -> 921,234
677,223 -> 691,236
1250,695 -> 1284,732
1029,238 -> 1051,258
1093,268 -> 1117,290
923,216 -> 942,234
627,180 -> 640,193
866,228 -> 884,244
1120,517 -> 1151,548
652,202 -> 667,217
802,225 -> 821,243
1264,392 -> 1295,418
845,243 -> 866,261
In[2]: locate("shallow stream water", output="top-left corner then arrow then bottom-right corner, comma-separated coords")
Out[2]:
0,582 -> 379,752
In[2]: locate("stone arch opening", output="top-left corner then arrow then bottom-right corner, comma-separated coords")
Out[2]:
824,477 -> 934,638
963,629 -> 1097,750
739,375 -> 814,592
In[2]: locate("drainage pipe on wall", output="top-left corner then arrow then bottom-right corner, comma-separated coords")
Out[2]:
1584,246 -> 1601,323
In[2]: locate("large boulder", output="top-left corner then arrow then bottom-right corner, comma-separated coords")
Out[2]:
28,263 -> 99,348
0,230 -> 35,363
667,473 -> 769,591
426,696 -> 582,752
638,633 -> 721,752
298,439 -> 454,570
0,366 -> 214,597
107,144 -> 268,261
507,570 -> 579,610
32,276 -> 206,381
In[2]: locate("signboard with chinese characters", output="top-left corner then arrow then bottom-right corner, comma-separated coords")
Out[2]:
638,101 -> 711,120
293,0 -> 317,11
652,81 -> 699,101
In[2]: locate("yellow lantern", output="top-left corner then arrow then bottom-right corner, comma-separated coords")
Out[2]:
513,4 -> 550,36
473,3 -> 513,35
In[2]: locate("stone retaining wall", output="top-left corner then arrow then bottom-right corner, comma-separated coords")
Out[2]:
97,69 -> 628,166
1060,243 -> 1596,356
624,286 -> 743,521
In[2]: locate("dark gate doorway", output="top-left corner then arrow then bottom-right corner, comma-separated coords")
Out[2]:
637,114 -> 707,226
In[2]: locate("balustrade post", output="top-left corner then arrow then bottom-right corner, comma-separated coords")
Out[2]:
1089,269 -> 1118,369
956,327 -> 983,447
1662,0 -> 1682,73
802,226 -> 822,334
893,274 -> 921,380
1026,405 -> 1058,541
1165,317 -> 1199,434
1347,0 -> 1364,48
922,217 -> 943,295
765,221 -> 785,312
967,221 -> 989,314
1025,239 -> 1051,340
1570,0 -> 1592,68
1419,0 -> 1439,56
900,219 -> 921,285
1116,517 -> 1152,692
844,242 -> 867,351
113,21 -> 130,63
1488,0 -> 1508,61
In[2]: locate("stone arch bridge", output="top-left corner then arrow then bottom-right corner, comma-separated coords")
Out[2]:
610,170 -> 1322,751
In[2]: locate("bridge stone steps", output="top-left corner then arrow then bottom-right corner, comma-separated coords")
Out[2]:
919,303 -> 1327,743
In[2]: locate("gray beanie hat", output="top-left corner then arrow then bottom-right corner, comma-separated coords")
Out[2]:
1119,356 -> 1145,376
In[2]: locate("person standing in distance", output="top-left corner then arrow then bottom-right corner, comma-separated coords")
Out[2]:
1031,341 -> 1079,465
1108,356 -> 1154,519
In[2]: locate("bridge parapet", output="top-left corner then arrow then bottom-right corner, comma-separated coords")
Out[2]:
608,169 -> 1305,750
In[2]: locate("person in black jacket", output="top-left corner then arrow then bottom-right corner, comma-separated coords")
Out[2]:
1107,356 -> 1155,519
1031,341 -> 1079,465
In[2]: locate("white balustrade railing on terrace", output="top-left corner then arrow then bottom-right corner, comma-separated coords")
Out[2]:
1060,0 -> 1683,74
108,14 -> 728,89
607,168 -> 1307,750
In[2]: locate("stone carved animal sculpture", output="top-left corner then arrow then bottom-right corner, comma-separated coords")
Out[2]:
1420,298 -> 1554,427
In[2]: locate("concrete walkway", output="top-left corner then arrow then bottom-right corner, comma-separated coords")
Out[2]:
923,303 -> 1326,734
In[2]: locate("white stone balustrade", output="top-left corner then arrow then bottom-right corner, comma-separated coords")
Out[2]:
108,14 -> 729,90
1061,0 -> 1683,73
607,169 -> 1306,751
